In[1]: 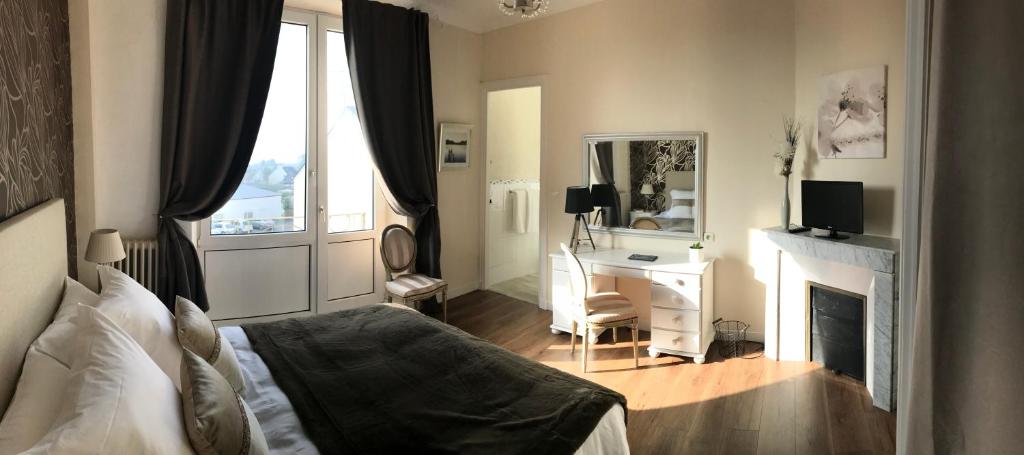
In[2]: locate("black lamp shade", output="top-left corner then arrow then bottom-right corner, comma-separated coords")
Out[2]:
564,186 -> 594,214
590,184 -> 616,207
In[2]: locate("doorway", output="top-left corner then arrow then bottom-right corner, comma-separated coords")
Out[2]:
483,86 -> 542,305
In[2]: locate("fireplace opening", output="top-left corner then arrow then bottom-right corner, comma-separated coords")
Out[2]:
807,282 -> 866,382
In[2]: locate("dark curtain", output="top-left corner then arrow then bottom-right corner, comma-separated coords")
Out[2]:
594,142 -> 622,227
157,0 -> 285,311
342,0 -> 442,290
904,0 -> 1024,452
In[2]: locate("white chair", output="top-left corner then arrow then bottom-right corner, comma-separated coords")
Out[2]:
381,224 -> 448,322
560,243 -> 639,372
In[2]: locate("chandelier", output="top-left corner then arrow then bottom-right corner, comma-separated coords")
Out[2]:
498,0 -> 550,19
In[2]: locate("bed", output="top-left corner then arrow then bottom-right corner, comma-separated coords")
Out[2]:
0,199 -> 630,454
653,170 -> 697,233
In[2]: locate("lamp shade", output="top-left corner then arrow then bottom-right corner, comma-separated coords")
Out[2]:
640,183 -> 655,195
564,186 -> 594,214
590,183 -> 617,206
85,229 -> 126,264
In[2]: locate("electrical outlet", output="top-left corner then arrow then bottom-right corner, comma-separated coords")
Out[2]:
703,232 -> 716,242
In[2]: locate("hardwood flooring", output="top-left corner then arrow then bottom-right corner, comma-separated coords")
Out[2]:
445,290 -> 896,455
489,273 -> 540,305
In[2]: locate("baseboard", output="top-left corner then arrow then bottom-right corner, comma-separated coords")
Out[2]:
745,330 -> 765,343
448,281 -> 481,299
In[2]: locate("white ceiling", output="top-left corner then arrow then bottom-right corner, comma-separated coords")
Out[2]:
287,0 -> 605,33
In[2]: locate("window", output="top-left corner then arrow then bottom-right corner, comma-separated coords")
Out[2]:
325,30 -> 374,233
212,23 -> 308,236
210,19 -> 375,237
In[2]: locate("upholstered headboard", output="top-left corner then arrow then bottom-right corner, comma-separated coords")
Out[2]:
663,171 -> 696,206
0,199 -> 68,415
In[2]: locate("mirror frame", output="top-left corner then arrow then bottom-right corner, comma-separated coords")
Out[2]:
582,131 -> 706,241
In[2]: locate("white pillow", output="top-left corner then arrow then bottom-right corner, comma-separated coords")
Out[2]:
659,205 -> 694,219
32,277 -> 102,368
24,305 -> 193,454
55,276 -> 100,321
95,265 -> 184,390
0,347 -> 71,453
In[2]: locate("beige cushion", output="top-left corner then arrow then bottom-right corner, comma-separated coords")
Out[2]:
175,296 -> 246,393
181,349 -> 269,455
585,293 -> 638,324
386,273 -> 446,298
382,226 -> 416,272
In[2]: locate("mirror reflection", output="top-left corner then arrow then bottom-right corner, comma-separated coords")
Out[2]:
586,133 -> 703,238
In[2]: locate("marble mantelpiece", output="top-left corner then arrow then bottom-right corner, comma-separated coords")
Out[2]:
763,227 -> 900,411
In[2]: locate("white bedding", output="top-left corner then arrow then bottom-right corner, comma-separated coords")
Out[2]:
221,326 -> 629,454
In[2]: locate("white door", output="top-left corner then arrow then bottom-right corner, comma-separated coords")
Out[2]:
315,16 -> 386,313
199,10 -> 384,322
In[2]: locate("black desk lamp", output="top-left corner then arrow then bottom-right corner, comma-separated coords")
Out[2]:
590,183 -> 616,227
565,186 -> 595,253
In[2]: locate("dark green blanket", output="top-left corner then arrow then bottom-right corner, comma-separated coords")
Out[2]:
241,303 -> 622,452
241,304 -> 626,455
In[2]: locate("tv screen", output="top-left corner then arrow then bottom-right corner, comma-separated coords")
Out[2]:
801,180 -> 863,236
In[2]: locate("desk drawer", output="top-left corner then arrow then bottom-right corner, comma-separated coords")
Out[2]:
652,328 -> 700,354
651,271 -> 701,290
651,281 -> 700,310
552,256 -> 591,274
592,264 -> 648,280
652,307 -> 700,332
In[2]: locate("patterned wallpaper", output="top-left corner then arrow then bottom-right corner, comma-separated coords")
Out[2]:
0,0 -> 76,275
628,140 -> 697,212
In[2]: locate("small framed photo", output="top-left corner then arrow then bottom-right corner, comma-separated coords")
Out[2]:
438,123 -> 472,170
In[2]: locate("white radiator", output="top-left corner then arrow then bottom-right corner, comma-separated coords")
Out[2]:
113,239 -> 159,294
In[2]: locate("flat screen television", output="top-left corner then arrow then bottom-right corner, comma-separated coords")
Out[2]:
801,180 -> 863,239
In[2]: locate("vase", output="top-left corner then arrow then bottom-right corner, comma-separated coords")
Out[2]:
689,248 -> 704,263
781,174 -> 791,229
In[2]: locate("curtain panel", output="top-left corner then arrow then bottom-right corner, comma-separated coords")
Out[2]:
904,0 -> 1024,452
158,0 -> 285,310
341,0 -> 443,292
594,142 -> 622,227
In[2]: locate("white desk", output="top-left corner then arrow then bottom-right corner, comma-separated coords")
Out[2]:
549,248 -> 715,363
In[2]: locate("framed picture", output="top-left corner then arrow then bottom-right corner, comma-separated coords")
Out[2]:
438,123 -> 472,170
817,65 -> 887,159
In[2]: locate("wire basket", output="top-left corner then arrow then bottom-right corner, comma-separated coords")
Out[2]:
714,319 -> 749,359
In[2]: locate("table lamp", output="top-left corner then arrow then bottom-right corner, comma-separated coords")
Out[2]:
564,186 -> 595,253
590,183 -> 616,227
86,228 -> 126,272
640,183 -> 655,211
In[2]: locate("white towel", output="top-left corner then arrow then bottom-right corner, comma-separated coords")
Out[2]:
510,189 -> 528,234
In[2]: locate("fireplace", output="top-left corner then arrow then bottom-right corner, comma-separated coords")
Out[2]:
763,227 -> 899,411
807,282 -> 866,381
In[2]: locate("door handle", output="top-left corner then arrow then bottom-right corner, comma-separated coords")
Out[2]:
319,206 -> 325,222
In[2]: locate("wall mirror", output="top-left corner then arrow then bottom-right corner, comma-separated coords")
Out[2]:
583,132 -> 705,240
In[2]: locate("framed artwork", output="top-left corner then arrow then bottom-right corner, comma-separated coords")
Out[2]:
817,66 -> 887,159
438,123 -> 472,170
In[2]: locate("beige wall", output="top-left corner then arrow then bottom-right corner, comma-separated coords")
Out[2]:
793,0 -> 905,237
481,0 -> 799,338
69,0 -> 166,289
486,87 -> 541,181
430,22 -> 484,296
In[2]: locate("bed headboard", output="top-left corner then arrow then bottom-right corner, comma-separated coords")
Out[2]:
663,171 -> 696,202
0,199 -> 68,415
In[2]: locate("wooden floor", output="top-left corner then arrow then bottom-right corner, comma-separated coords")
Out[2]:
445,291 -> 896,455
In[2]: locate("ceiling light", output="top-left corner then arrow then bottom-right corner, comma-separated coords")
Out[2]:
498,0 -> 550,19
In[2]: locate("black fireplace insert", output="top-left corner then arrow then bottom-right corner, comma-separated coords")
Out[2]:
809,283 -> 866,381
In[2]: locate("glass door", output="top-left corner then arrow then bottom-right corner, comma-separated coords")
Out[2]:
199,10 -> 318,322
315,16 -> 386,312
